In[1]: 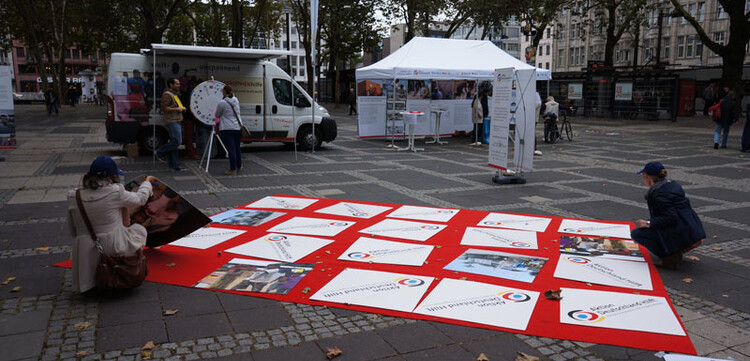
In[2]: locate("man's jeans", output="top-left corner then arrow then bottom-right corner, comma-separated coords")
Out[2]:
157,122 -> 183,169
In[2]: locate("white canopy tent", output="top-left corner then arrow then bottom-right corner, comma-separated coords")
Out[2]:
356,37 -> 551,81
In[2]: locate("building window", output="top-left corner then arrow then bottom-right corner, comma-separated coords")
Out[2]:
663,37 -> 670,59
538,62 -> 543,68
696,38 -> 703,58
538,46 -> 543,56
545,62 -> 549,69
72,49 -> 80,59
557,25 -> 565,39
546,28 -> 551,38
716,2 -> 727,19
714,31 -> 726,44
686,35 -> 694,57
546,44 -> 550,55
697,2 -> 705,21
17,47 -> 25,58
558,49 -> 565,66
686,3 -> 696,24
678,36 -> 685,57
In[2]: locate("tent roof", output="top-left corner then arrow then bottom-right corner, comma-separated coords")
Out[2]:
143,44 -> 291,60
356,37 -> 551,80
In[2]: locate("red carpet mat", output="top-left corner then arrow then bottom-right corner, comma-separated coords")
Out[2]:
58,195 -> 695,354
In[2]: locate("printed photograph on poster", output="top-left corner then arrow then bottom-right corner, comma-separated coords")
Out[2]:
125,176 -> 211,247
225,233 -> 333,262
194,258 -> 315,295
387,205 -> 459,222
267,216 -> 355,237
387,102 -> 394,110
460,227 -> 539,249
338,237 -> 434,266
357,80 -> 383,97
560,236 -> 643,261
431,80 -> 454,100
394,102 -> 406,110
358,219 -> 447,242
395,80 -> 407,100
453,80 -> 476,100
554,255 -> 653,290
210,209 -> 285,227
560,288 -> 686,336
170,227 -> 246,250
383,79 -> 395,99
314,202 -> 392,219
413,278 -> 540,331
407,80 -> 431,99
478,212 -> 551,233
310,268 -> 435,312
245,196 -> 318,210
558,219 -> 632,239
0,110 -> 15,147
444,249 -> 547,283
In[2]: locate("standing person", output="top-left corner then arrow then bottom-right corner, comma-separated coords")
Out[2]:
348,88 -> 357,115
715,91 -> 739,149
632,162 -> 705,268
180,82 -> 200,160
68,85 -> 77,107
534,92 -> 543,155
480,86 -> 490,144
156,78 -> 186,171
702,82 -> 714,115
542,96 -> 559,142
45,89 -> 59,115
214,85 -> 243,175
67,156 -> 156,293
470,87 -> 484,145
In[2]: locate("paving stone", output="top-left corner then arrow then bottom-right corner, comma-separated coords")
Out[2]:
227,306 -> 294,332
0,330 -> 45,360
166,313 -> 232,342
375,322 -> 453,354
250,341 -> 322,361
96,320 -> 168,352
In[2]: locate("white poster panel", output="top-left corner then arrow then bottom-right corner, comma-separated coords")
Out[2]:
615,82 -> 633,101
0,66 -> 15,148
310,268 -> 435,312
267,217 -> 355,237
359,219 -> 447,242
554,255 -> 653,290
314,202 -> 392,219
406,99 -> 431,136
430,100 -> 454,135
225,233 -> 333,262
663,354 -> 734,361
387,205 -> 459,222
414,278 -> 539,331
513,69 -> 536,172
461,227 -> 538,250
357,97 -> 388,138
452,99 -> 474,132
171,227 -> 246,250
245,196 -> 318,210
489,68 -> 513,170
558,219 -> 632,239
568,83 -> 583,100
560,288 -> 686,336
479,213 -> 551,233
338,237 -> 434,266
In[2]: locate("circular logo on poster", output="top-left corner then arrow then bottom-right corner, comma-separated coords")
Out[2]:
483,221 -> 502,226
568,310 -> 605,323
511,241 -> 531,248
566,256 -> 591,265
265,235 -> 288,242
497,291 -> 532,302
329,222 -> 349,227
420,225 -> 440,230
395,278 -> 425,287
347,252 -> 372,260
352,212 -> 370,218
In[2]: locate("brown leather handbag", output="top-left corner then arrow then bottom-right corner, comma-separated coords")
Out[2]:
76,190 -> 148,290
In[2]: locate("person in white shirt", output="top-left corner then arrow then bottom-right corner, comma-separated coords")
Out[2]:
214,85 -> 243,175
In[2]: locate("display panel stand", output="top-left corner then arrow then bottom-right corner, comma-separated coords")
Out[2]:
199,126 -> 229,173
426,108 -> 447,145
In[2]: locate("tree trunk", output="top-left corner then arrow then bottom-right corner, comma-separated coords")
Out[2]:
603,6 -> 617,67
232,0 -> 243,47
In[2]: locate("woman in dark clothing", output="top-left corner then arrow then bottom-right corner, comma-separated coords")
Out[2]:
715,91 -> 739,149
632,162 -> 705,268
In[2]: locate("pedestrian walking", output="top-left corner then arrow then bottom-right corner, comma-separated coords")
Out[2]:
714,91 -> 739,149
703,82 -> 714,115
348,88 -> 357,115
214,85 -> 243,175
45,89 -> 59,115
631,162 -> 705,268
156,78 -> 186,171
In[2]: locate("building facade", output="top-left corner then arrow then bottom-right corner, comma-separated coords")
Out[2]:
519,26 -> 555,70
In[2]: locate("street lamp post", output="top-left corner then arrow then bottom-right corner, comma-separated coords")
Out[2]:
286,12 -> 292,75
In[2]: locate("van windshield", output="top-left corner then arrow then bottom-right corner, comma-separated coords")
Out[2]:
272,78 -> 311,107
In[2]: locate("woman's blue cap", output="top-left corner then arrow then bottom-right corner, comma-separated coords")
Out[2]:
90,156 -> 124,176
637,162 -> 664,176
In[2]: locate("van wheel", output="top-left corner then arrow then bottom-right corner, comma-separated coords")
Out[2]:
297,126 -> 323,151
138,129 -> 168,154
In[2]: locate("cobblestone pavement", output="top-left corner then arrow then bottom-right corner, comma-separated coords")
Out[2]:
1,104 -> 748,361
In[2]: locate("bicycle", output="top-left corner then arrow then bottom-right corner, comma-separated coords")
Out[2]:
543,112 -> 573,143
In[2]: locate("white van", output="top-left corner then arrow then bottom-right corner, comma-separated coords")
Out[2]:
104,44 -> 336,153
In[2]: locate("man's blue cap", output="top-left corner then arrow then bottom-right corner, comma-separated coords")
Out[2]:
637,162 -> 664,176
90,156 -> 124,176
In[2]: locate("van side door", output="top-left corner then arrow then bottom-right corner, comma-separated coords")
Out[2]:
268,78 -> 295,140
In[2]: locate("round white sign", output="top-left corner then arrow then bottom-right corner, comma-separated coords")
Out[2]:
190,80 -> 226,126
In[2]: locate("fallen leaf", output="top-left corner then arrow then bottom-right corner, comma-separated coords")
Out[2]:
76,351 -> 88,356
165,263 -> 176,267
685,255 -> 700,261
74,322 -> 91,329
302,287 -> 311,294
477,352 -> 490,361
423,261 -> 428,265
712,236 -> 718,239
163,309 -> 178,316
141,341 -> 155,350
17,186 -> 25,190
435,245 -> 442,248
544,289 -> 562,301
722,294 -> 729,298
711,247 -> 723,251
141,350 -> 153,360
326,346 -> 342,359
602,184 -> 608,187
369,314 -> 378,319
551,239 -> 557,242
325,250 -> 331,254
217,251 -> 222,256
1,276 -> 15,285
34,246 -> 50,251
515,352 -> 539,361
459,277 -> 468,280
586,283 -> 592,287
683,278 -> 694,284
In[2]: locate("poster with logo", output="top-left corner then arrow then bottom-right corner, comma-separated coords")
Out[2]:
338,237 -> 434,266
560,288 -> 686,336
558,219 -> 632,239
267,217 -> 355,237
310,268 -> 435,312
614,82 -> 633,101
314,202 -> 392,219
210,209 -> 285,227
414,278 -> 539,331
170,227 -> 246,250
554,255 -> 653,290
444,249 -> 547,283
559,236 -> 643,261
358,219 -> 447,242
387,205 -> 459,222
512,69 -> 536,172
460,227 -> 538,250
194,258 -> 314,295
0,65 -> 15,148
245,196 -> 318,210
489,68 -> 513,170
356,79 -> 388,138
478,212 -> 551,233
568,83 -> 583,100
225,233 -> 333,262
